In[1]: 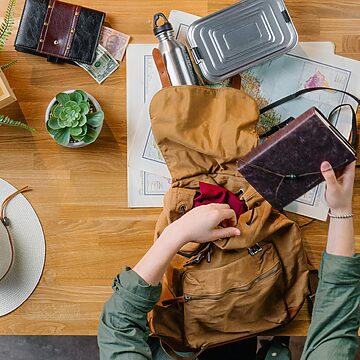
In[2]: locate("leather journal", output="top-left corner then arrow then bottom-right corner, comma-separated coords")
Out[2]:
237,107 -> 357,210
14,0 -> 105,65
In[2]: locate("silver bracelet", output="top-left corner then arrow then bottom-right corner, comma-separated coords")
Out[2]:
328,213 -> 354,219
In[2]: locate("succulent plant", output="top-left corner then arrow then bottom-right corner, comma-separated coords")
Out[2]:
46,90 -> 104,146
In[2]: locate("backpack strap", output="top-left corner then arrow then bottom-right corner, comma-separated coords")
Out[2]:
160,339 -> 207,360
260,87 -> 359,148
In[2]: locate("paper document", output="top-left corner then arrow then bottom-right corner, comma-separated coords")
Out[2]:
126,43 -> 160,156
128,76 -> 169,178
169,10 -> 201,43
128,168 -> 171,208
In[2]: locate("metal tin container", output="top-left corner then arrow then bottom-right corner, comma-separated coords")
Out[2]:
187,0 -> 298,82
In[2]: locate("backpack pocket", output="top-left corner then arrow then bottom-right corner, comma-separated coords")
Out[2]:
182,243 -> 289,348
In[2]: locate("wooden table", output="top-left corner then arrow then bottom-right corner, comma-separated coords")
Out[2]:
0,0 -> 359,335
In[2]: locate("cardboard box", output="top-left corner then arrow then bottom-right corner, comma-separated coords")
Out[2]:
0,69 -> 16,110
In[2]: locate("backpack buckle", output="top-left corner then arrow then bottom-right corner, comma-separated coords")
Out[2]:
248,243 -> 262,256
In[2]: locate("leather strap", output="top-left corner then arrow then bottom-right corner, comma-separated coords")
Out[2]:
152,51 -> 241,90
230,74 -> 241,90
152,48 -> 172,88
260,87 -> 359,148
37,0 -> 81,59
0,186 -> 30,282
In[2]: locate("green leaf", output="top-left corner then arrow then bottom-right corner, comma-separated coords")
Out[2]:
47,117 -> 61,130
69,91 -> 82,104
80,102 -> 89,115
51,104 -> 62,118
46,121 -> 57,136
70,126 -> 83,136
86,111 -> 104,127
54,127 -> 71,145
72,125 -> 87,141
80,124 -> 88,136
71,135 -> 85,142
83,128 -> 98,144
79,114 -> 87,126
59,110 -> 68,121
58,119 -> 67,128
0,0 -> 16,51
73,104 -> 81,113
0,114 -> 35,133
56,93 -> 70,106
64,100 -> 77,108
1,60 -> 17,71
76,90 -> 88,102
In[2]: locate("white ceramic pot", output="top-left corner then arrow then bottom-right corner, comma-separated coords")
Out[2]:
45,90 -> 103,148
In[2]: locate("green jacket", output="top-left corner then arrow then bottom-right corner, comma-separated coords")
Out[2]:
98,252 -> 360,359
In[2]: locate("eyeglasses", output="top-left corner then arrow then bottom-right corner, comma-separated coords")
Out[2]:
0,186 -> 29,282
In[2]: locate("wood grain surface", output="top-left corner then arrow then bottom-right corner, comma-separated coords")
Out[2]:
0,0 -> 359,335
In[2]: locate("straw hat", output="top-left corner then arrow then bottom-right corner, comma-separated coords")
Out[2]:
0,179 -> 45,316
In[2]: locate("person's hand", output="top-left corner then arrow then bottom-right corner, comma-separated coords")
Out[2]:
165,203 -> 240,246
320,160 -> 356,214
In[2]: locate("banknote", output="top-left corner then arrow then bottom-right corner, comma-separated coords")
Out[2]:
99,26 -> 130,62
75,45 -> 119,84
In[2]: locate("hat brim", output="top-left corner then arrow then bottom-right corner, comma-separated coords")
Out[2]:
0,179 -> 45,317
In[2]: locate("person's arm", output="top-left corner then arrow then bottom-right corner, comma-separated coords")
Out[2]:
301,161 -> 360,360
98,204 -> 240,359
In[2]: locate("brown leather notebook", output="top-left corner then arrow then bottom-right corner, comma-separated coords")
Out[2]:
237,107 -> 357,209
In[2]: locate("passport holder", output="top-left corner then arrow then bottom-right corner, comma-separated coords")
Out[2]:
14,0 -> 105,65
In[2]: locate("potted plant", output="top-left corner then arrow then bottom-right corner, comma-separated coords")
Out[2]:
45,90 -> 104,148
0,0 -> 34,133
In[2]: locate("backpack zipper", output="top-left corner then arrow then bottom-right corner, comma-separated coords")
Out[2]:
183,262 -> 280,302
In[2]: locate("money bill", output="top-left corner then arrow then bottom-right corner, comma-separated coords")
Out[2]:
99,26 -> 130,62
75,45 -> 119,84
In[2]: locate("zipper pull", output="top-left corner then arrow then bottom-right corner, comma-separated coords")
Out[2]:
184,252 -> 205,266
194,252 -> 204,264
207,249 -> 212,263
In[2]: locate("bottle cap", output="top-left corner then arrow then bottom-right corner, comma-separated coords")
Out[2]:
153,12 -> 173,36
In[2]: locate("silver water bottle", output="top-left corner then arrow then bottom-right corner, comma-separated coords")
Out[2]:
153,13 -> 198,86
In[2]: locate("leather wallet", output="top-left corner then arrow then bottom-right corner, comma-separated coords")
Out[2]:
14,0 -> 105,65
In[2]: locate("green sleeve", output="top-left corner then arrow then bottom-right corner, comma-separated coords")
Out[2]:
301,252 -> 360,360
98,267 -> 162,360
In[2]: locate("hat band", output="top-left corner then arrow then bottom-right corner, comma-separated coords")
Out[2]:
0,186 -> 30,282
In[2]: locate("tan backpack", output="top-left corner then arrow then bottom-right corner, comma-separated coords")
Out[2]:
147,85 -> 309,356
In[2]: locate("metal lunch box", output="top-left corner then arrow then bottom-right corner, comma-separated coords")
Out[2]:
187,0 -> 298,82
